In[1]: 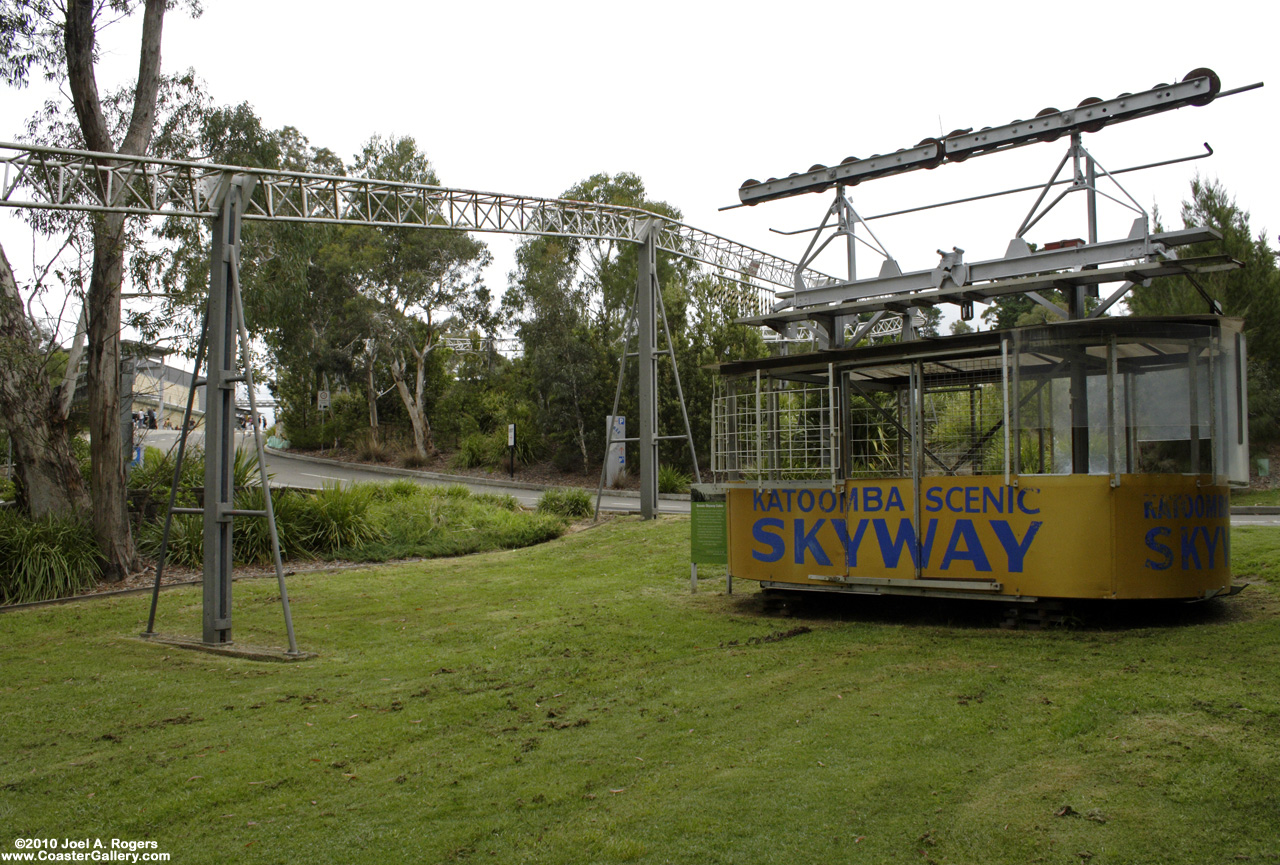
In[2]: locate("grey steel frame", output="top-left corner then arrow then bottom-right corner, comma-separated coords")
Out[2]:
0,144 -> 832,645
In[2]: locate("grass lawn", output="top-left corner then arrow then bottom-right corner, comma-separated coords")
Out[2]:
2,518 -> 1279,864
1232,487 -> 1280,507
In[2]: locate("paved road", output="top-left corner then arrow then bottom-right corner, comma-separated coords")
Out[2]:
136,429 -> 1280,525
135,429 -> 691,515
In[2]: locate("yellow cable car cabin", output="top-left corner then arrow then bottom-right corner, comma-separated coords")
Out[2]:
709,316 -> 1246,603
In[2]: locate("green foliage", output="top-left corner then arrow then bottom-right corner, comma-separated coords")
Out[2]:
139,482 -> 381,567
451,431 -> 498,469
297,483 -> 381,553
354,430 -> 392,463
0,510 -> 102,604
503,172 -> 692,475
537,487 -> 593,518
350,484 -> 562,561
286,390 -> 369,450
137,513 -> 203,569
657,463 -> 691,494
0,477 -> 15,502
69,435 -> 91,487
367,478 -> 420,501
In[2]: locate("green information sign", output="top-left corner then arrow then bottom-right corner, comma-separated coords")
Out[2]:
690,501 -> 727,564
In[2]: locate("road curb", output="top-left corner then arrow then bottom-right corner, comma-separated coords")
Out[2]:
264,447 -> 691,501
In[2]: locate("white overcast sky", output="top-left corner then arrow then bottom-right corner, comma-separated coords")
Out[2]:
2,0 -> 1276,326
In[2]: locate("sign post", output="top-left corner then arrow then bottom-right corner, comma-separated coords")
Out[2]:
605,416 -> 626,488
690,499 -> 729,594
317,389 -> 330,454
508,423 -> 516,479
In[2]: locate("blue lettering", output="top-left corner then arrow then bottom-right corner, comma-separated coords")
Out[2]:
964,487 -> 980,513
832,518 -> 868,567
1204,526 -> 1223,568
982,486 -> 1005,514
865,488 -> 883,512
886,486 -> 905,512
940,519 -> 992,571
1145,527 -> 1172,570
874,518 -> 916,568
925,487 -> 943,513
818,490 -> 837,513
767,490 -> 782,512
794,519 -> 831,566
1017,489 -> 1040,515
1181,526 -> 1202,570
752,518 -> 785,562
782,489 -> 795,511
872,519 -> 938,569
753,489 -> 768,511
990,520 -> 1043,572
945,487 -> 965,512
798,490 -> 815,512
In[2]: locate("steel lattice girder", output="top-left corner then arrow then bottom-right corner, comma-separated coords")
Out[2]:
0,142 -> 836,309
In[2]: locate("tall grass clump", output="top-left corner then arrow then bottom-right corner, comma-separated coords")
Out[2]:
398,447 -> 431,469
537,487 -> 593,518
658,464 -> 692,494
298,482 -> 381,553
354,430 -> 392,463
0,511 -> 102,603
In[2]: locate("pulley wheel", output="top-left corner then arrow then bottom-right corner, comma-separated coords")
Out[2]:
1034,107 -> 1063,142
1183,67 -> 1221,105
945,129 -> 971,162
917,137 -> 944,169
1076,97 -> 1106,133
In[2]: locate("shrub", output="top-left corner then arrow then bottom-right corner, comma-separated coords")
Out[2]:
232,487 -> 309,565
354,430 -> 392,463
658,464 -> 692,494
399,447 -> 431,469
362,478 -> 420,502
0,511 -> 103,604
537,488 -> 593,518
0,478 -> 15,503
351,484 -> 564,562
451,432 -> 496,470
473,492 -> 519,511
297,483 -> 382,554
138,513 -> 203,569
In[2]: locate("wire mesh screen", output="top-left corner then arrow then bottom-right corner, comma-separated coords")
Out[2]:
712,375 -> 837,481
846,384 -> 904,478
916,356 -> 1009,477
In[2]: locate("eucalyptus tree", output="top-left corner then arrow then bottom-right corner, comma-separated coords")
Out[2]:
504,172 -> 692,473
1,0 -> 200,577
347,135 -> 493,458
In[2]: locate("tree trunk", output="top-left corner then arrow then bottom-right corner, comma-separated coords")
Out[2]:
0,243 -> 91,518
366,345 -> 378,443
63,0 -> 167,580
86,213 -> 137,579
389,344 -> 436,458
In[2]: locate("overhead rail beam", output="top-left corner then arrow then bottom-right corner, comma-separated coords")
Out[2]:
737,68 -> 1233,205
738,256 -> 1241,329
0,141 -> 837,298
778,226 -> 1220,310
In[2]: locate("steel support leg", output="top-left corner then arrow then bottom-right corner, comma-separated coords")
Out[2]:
203,175 -> 245,645
638,222 -> 658,520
